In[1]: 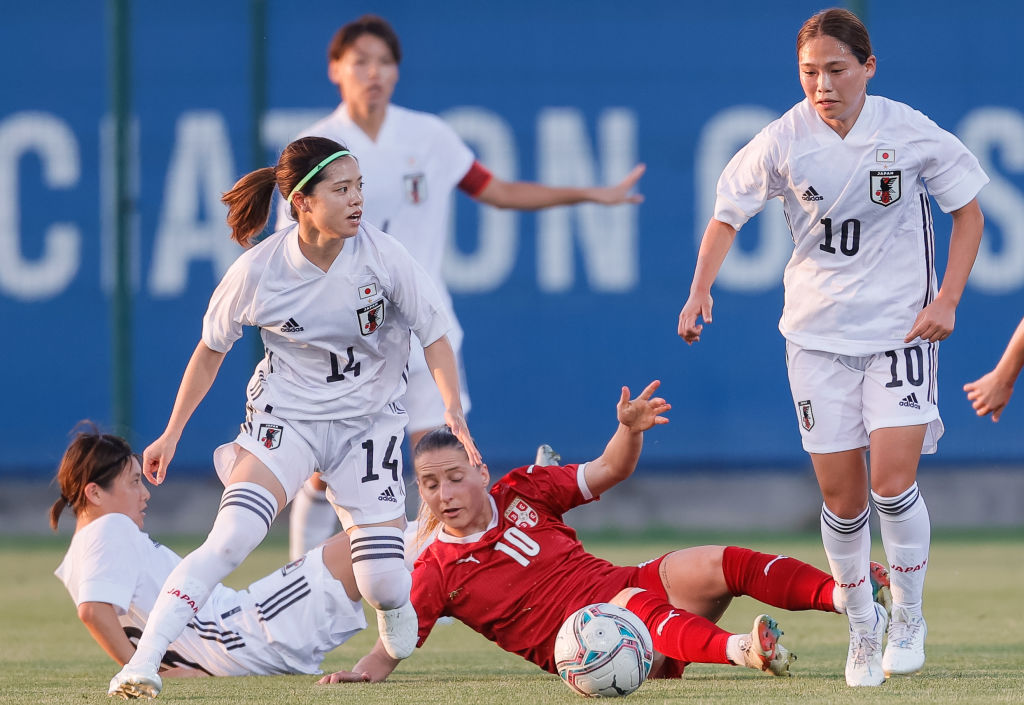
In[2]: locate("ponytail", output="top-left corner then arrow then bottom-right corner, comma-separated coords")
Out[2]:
222,167 -> 278,247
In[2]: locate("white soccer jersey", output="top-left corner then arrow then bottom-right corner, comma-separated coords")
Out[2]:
202,221 -> 450,421
275,103 -> 475,366
54,514 -> 366,676
715,95 -> 988,356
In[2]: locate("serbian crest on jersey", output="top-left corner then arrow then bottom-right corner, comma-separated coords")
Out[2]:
504,496 -> 539,529
870,170 -> 901,207
357,299 -> 386,336
404,172 -> 427,204
797,400 -> 814,431
258,423 -> 283,449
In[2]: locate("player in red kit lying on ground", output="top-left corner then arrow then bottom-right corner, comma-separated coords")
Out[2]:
318,381 -> 891,685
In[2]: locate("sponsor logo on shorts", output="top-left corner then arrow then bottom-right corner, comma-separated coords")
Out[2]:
378,486 -> 399,503
258,423 -> 283,450
798,400 -> 815,431
280,317 -> 304,333
504,496 -> 539,528
900,392 -> 921,410
801,186 -> 824,202
281,557 -> 306,575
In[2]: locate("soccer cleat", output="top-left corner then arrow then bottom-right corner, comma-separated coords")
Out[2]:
107,663 -> 162,699
845,601 -> 888,687
377,601 -> 419,660
883,605 -> 927,676
739,614 -> 795,676
869,561 -> 893,617
535,444 -> 562,467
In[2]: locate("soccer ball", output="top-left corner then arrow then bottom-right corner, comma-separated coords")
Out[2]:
554,602 -> 654,697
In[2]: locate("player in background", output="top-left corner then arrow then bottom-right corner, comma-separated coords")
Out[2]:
677,8 -> 986,687
964,315 -> 1024,421
278,14 -> 646,561
51,426 -> 367,684
108,136 -> 481,699
318,381 -> 892,685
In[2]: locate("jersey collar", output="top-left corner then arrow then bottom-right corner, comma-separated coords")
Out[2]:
436,495 -> 498,544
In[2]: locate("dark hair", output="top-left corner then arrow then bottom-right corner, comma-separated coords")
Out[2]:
50,423 -> 136,531
412,426 -> 475,547
221,136 -> 351,247
796,8 -> 872,65
328,14 -> 402,65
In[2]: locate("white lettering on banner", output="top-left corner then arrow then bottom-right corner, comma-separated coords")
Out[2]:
442,107 -> 519,293
149,112 -> 240,297
537,108 -> 639,292
959,107 -> 1024,293
0,112 -> 80,300
695,106 -> 789,292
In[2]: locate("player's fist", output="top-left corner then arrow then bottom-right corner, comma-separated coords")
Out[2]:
678,293 -> 713,344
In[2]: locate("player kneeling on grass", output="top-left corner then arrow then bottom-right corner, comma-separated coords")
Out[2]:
50,425 -> 366,693
319,381 -> 891,685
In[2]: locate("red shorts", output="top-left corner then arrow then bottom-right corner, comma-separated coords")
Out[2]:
630,554 -> 688,679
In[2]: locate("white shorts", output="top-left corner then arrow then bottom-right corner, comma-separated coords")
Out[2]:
404,343 -> 471,434
200,545 -> 367,675
785,341 -> 944,455
214,403 -> 409,528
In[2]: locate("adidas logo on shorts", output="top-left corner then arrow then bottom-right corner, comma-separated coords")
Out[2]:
899,392 -> 921,409
280,317 -> 304,333
801,186 -> 824,202
378,487 -> 398,503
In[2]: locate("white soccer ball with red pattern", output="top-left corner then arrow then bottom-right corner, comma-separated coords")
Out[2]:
554,602 -> 654,697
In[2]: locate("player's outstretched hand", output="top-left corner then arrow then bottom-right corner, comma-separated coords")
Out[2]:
964,370 -> 1014,422
678,291 -> 713,344
905,297 -> 955,343
617,380 -> 671,433
142,433 -> 178,485
318,670 -> 371,684
591,163 -> 646,205
445,409 -> 483,467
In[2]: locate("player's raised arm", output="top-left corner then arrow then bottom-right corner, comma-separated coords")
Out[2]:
583,381 -> 671,497
318,638 -> 400,684
678,219 -> 737,344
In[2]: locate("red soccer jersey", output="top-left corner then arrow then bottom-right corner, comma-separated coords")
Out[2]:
411,463 -> 640,673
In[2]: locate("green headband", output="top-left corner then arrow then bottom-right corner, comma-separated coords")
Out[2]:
286,150 -> 353,204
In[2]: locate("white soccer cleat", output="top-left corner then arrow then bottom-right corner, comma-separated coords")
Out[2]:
738,614 -> 795,676
845,601 -> 888,687
377,601 -> 419,660
535,444 -> 562,467
108,663 -> 162,699
883,605 -> 927,676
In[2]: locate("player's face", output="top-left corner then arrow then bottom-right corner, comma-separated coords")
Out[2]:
95,457 -> 150,529
415,448 -> 490,538
798,34 -> 875,136
329,34 -> 399,115
304,157 -> 364,239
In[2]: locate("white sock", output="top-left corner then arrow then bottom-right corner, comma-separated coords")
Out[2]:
873,483 -> 929,614
821,504 -> 874,626
128,482 -> 277,669
349,526 -> 411,610
288,481 -> 338,561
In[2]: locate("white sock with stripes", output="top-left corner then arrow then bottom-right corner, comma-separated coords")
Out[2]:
873,482 -> 930,614
821,504 -> 874,626
128,482 -> 278,670
288,481 -> 338,561
349,526 -> 411,610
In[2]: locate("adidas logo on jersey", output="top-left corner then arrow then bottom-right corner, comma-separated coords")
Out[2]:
280,318 -> 304,333
801,186 -> 824,202
377,487 -> 398,503
899,392 -> 921,410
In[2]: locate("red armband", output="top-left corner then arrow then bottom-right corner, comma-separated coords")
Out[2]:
457,161 -> 493,198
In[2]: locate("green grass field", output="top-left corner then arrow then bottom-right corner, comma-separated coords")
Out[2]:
2,530 -> 1022,704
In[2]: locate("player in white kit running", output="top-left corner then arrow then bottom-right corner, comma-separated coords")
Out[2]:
278,15 -> 647,560
109,136 -> 481,699
677,8 -> 987,688
52,427 -> 366,681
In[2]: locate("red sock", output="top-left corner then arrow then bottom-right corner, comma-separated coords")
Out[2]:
721,546 -> 836,612
625,590 -> 731,665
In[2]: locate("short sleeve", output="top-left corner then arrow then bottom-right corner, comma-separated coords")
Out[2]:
913,117 -> 989,213
201,258 -> 257,353
72,518 -> 143,614
385,246 -> 451,348
432,118 -> 476,187
713,128 -> 784,230
500,464 -> 592,517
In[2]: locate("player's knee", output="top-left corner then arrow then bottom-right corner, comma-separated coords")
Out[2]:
359,567 -> 411,610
